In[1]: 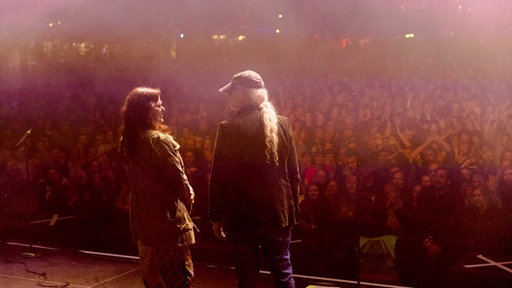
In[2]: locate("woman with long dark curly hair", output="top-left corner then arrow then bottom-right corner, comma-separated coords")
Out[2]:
121,87 -> 195,288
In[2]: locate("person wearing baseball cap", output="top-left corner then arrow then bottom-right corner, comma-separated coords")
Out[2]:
209,70 -> 300,288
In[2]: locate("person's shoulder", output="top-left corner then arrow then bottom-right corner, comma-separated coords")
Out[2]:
145,129 -> 166,140
146,130 -> 179,148
277,115 -> 292,130
277,115 -> 290,123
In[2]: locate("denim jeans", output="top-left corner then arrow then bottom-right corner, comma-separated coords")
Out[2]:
228,227 -> 295,288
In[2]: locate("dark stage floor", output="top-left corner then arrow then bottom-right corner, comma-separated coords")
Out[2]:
0,241 -> 413,288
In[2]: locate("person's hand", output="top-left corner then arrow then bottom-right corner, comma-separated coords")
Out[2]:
187,192 -> 195,211
45,187 -> 53,200
213,221 -> 226,241
423,237 -> 442,258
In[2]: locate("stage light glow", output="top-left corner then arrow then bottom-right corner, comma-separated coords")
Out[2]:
275,29 -> 280,34
405,33 -> 415,39
278,14 -> 283,19
48,21 -> 62,28
340,38 -> 351,48
237,35 -> 246,41
211,34 -> 227,40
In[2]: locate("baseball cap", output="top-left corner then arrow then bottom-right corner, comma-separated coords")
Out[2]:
218,70 -> 265,93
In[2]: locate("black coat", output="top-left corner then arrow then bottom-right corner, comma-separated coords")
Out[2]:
209,104 -> 301,232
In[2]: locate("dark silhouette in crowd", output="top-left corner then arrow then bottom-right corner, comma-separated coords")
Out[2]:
410,167 -> 461,288
497,166 -> 512,210
120,87 -> 195,288
75,171 -> 117,249
209,70 -> 300,288
295,182 -> 329,275
38,165 -> 79,216
449,184 -> 512,287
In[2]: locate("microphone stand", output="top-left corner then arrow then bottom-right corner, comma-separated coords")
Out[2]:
14,129 -> 32,149
13,128 -> 32,181
12,129 -> 38,256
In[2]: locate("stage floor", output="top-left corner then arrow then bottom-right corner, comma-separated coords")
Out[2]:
0,241 -> 406,288
0,241 -> 270,288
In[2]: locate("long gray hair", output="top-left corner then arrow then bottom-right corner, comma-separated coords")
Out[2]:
248,88 -> 279,166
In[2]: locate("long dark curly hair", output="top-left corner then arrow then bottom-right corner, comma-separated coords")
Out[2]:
120,87 -> 161,157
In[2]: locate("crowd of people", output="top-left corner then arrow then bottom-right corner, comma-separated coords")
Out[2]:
2,36 -> 512,287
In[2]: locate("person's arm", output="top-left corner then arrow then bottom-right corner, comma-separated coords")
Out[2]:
408,136 -> 432,163
151,133 -> 194,210
284,118 -> 301,222
431,129 -> 452,153
394,118 -> 412,148
213,221 -> 226,240
209,123 -> 232,240
209,123 -> 226,222
385,147 -> 405,161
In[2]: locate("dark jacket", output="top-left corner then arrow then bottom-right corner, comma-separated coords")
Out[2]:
209,104 -> 301,232
124,130 -> 195,246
